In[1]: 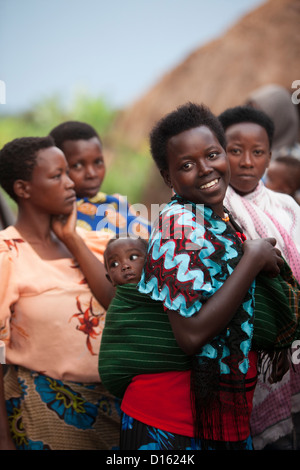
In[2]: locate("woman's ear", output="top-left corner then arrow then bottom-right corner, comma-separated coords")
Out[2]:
13,180 -> 31,200
160,169 -> 172,189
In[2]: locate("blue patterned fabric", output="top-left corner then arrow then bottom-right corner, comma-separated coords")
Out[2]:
138,196 -> 255,376
121,412 -> 253,450
138,195 -> 256,442
76,191 -> 151,237
4,366 -> 121,450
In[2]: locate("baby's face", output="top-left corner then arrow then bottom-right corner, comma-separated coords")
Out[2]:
105,238 -> 146,286
225,122 -> 271,195
265,161 -> 294,195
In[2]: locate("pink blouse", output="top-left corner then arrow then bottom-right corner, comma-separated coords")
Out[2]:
0,226 -> 111,383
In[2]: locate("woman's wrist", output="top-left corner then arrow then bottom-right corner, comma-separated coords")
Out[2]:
59,231 -> 82,253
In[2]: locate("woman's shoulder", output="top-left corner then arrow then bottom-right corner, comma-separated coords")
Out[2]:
0,226 -> 23,252
266,187 -> 300,211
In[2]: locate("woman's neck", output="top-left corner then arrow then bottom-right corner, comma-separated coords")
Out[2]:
14,208 -> 52,243
14,209 -> 72,260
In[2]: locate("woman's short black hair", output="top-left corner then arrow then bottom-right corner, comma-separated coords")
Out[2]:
218,106 -> 275,148
0,136 -> 55,201
49,121 -> 101,150
149,102 -> 226,172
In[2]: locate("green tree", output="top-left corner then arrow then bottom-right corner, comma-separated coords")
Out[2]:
0,92 -> 151,208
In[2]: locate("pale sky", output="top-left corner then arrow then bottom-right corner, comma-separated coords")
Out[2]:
0,0 -> 265,114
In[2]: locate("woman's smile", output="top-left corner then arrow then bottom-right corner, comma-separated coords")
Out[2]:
198,177 -> 220,190
162,126 -> 230,217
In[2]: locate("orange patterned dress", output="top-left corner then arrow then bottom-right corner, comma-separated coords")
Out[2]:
0,226 -> 120,450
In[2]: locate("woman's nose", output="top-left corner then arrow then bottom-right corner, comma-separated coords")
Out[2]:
198,161 -> 213,176
240,151 -> 254,167
65,174 -> 75,188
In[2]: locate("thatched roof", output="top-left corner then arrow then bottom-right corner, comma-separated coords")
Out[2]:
116,0 -> 300,150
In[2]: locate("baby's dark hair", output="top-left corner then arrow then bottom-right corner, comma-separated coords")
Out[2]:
275,155 -> 300,168
149,102 -> 226,172
0,136 -> 55,201
49,121 -> 101,151
218,106 -> 275,148
104,236 -> 148,269
274,155 -> 300,189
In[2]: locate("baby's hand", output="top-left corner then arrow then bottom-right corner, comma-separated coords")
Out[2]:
242,237 -> 284,277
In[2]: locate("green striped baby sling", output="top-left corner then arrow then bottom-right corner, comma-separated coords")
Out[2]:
99,262 -> 300,399
253,259 -> 300,350
99,283 -> 192,398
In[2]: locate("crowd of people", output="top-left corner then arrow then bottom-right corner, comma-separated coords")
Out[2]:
0,84 -> 300,451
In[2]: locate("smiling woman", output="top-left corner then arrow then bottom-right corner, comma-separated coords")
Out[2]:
107,102 -> 286,451
162,125 -> 230,218
0,136 -> 120,450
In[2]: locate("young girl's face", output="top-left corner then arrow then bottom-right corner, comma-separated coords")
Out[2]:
162,126 -> 229,217
225,122 -> 271,195
62,137 -> 106,199
105,238 -> 146,287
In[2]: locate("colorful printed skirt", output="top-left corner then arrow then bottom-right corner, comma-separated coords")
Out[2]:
120,412 -> 253,451
4,365 -> 121,450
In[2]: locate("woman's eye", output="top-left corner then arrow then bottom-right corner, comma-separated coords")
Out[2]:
229,148 -> 241,155
208,152 -> 218,159
253,149 -> 263,156
182,162 -> 192,170
72,162 -> 82,170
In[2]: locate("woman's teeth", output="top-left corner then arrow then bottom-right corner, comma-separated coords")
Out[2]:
200,179 -> 218,190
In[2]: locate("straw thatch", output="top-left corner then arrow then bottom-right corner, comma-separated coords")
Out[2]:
116,0 -> 300,149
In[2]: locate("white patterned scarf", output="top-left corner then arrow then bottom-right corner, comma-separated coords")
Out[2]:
224,182 -> 300,283
225,182 -> 300,449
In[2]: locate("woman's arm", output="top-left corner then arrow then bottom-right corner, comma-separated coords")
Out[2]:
0,365 -> 15,450
168,237 -> 284,356
52,203 -> 115,309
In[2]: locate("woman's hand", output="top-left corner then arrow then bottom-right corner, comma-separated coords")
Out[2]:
242,237 -> 284,277
51,202 -> 115,308
51,201 -> 78,244
167,237 -> 284,355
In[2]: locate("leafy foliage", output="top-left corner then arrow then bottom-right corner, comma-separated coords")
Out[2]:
0,91 -> 151,211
